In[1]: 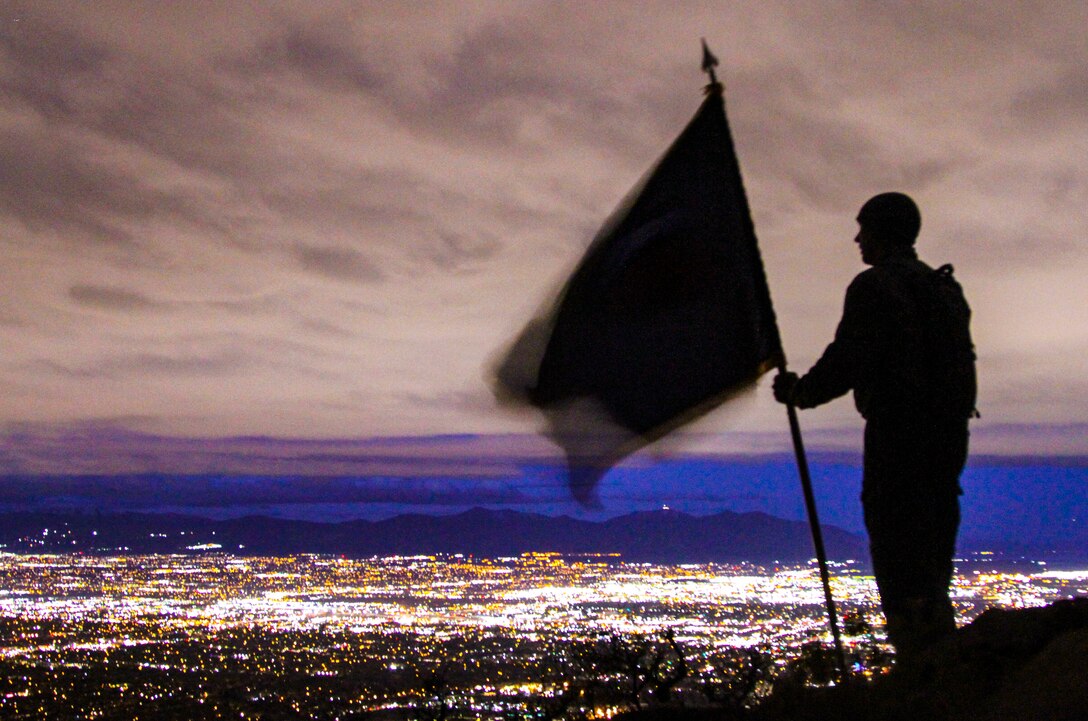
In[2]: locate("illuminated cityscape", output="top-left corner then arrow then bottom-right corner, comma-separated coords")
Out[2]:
1,547 -> 1085,720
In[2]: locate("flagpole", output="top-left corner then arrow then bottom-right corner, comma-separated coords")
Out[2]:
701,38 -> 847,679
780,362 -> 848,680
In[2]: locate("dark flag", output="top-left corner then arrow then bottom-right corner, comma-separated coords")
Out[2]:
495,81 -> 783,504
499,59 -> 848,673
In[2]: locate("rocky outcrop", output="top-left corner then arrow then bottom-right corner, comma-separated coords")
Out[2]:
623,598 -> 1088,721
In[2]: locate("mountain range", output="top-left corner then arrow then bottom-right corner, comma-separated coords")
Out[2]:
0,507 -> 870,564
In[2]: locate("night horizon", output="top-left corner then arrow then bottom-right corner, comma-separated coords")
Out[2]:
2,427 -> 1085,558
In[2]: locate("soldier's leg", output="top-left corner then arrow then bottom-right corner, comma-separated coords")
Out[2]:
865,498 -> 925,654
912,423 -> 968,644
862,418 -> 967,656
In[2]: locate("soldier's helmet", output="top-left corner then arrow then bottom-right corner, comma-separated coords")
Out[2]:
857,192 -> 921,245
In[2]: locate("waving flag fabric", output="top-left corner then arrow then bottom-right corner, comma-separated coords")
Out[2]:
495,85 -> 782,503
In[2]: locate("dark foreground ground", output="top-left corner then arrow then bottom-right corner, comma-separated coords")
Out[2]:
624,597 -> 1088,721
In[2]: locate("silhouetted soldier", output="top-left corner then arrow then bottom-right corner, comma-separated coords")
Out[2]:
774,192 -> 977,658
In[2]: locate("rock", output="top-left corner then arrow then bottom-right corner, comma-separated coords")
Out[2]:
618,598 -> 1088,721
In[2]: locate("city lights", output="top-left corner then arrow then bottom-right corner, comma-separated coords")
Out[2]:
0,551 -> 1083,718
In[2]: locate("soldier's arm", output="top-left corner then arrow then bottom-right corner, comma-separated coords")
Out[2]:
790,272 -> 884,409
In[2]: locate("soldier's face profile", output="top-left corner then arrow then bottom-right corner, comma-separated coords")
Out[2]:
855,224 -> 876,264
854,223 -> 890,266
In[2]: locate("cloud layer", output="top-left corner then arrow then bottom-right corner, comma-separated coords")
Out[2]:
0,2 -> 1085,458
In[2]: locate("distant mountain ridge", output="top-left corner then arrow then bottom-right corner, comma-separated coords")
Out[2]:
0,507 -> 868,563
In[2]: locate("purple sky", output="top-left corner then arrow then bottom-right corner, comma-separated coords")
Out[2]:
1,2 -> 1087,478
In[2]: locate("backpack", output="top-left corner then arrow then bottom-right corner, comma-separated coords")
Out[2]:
916,264 -> 978,420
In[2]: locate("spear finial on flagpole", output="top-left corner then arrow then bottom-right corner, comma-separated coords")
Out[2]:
701,38 -> 722,94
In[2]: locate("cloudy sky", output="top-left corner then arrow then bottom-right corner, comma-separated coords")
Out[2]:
1,1 -> 1086,481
